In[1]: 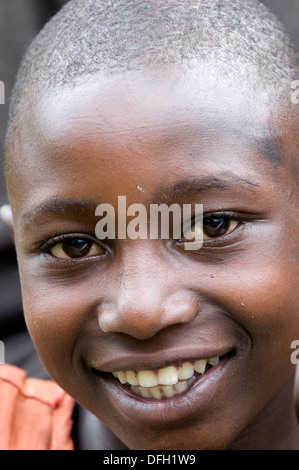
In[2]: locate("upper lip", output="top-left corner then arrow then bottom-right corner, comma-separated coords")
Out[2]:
89,344 -> 235,373
82,312 -> 245,374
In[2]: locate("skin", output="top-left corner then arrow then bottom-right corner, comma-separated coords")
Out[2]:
4,64 -> 299,449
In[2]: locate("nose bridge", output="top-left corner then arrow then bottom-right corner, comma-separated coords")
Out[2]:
98,243 -> 199,339
119,244 -> 164,301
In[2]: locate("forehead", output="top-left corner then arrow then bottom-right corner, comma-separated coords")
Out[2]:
27,66 -> 284,163
9,65 -> 297,214
35,65 -> 279,138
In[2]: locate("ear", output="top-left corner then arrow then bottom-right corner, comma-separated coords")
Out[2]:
0,204 -> 14,239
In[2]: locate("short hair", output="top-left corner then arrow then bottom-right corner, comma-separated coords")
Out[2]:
4,0 -> 299,168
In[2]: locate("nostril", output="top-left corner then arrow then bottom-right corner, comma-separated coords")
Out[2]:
162,291 -> 200,325
164,299 -> 192,316
97,290 -> 200,338
97,301 -> 120,333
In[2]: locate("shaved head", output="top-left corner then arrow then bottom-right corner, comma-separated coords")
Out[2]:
4,0 -> 299,176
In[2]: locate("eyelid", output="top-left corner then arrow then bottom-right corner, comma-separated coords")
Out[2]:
180,211 -> 250,248
39,232 -> 108,259
40,233 -> 95,250
201,210 -> 263,226
201,210 -> 258,220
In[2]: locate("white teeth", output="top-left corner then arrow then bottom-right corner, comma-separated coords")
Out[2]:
138,370 -> 158,387
115,371 -> 127,384
126,371 -> 139,385
187,376 -> 196,387
157,366 -> 178,385
208,356 -> 219,366
150,386 -> 163,400
162,385 -> 175,398
112,355 -> 221,399
174,381 -> 188,393
178,362 -> 194,380
139,387 -> 151,398
194,359 -> 207,374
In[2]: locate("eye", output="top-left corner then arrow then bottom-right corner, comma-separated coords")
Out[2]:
202,216 -> 239,239
48,237 -> 105,260
183,215 -> 240,242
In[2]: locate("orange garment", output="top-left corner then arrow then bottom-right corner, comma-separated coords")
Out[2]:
0,364 -> 75,450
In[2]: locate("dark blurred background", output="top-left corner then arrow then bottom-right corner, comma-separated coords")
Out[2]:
0,0 -> 298,372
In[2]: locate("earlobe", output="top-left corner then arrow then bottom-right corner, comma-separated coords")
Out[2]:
0,204 -> 14,238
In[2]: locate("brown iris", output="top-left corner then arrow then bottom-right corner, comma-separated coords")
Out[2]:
203,217 -> 232,238
61,238 -> 91,258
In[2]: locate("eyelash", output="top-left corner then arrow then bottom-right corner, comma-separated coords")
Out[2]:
38,211 -> 250,262
40,233 -> 108,261
176,211 -> 245,249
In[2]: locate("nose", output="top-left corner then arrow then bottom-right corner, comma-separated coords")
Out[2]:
97,243 -> 199,339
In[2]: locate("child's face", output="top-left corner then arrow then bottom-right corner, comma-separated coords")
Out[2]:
8,66 -> 299,449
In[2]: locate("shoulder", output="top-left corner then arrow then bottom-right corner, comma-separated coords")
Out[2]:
0,364 -> 75,450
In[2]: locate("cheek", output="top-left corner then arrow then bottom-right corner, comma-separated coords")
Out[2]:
208,257 -> 299,376
20,272 -> 96,383
190,255 -> 299,415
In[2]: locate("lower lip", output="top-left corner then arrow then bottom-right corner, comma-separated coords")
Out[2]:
92,354 -> 233,426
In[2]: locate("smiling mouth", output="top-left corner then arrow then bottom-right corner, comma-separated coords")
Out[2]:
106,353 -> 230,400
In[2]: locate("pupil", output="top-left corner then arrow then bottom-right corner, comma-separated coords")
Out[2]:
204,217 -> 229,238
63,239 -> 90,258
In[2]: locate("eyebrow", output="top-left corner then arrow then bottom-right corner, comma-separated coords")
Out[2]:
21,173 -> 259,227
21,197 -> 99,228
150,173 -> 260,204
